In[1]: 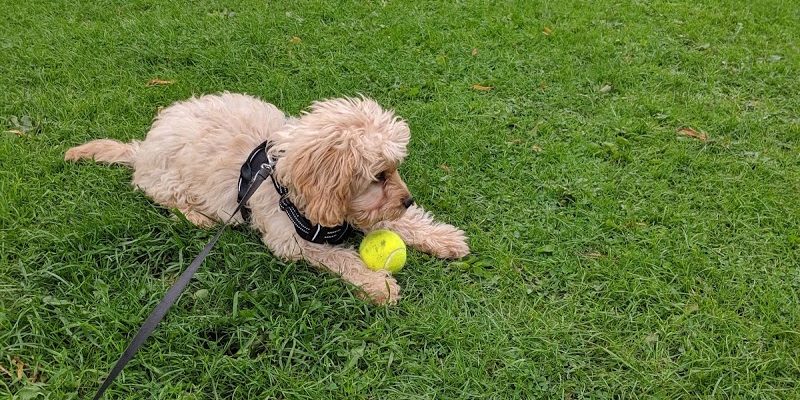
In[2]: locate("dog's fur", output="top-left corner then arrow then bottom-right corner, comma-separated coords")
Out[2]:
65,93 -> 469,304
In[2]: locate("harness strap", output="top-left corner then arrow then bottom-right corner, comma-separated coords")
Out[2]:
237,141 -> 355,244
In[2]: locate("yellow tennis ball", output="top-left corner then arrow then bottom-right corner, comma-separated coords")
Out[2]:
359,229 -> 407,273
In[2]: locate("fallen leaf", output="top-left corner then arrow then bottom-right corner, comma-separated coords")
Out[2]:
448,261 -> 470,270
12,357 -> 23,380
471,48 -> 478,56
17,116 -> 32,128
536,244 -> 555,254
42,296 -> 70,306
16,384 -> 44,400
208,9 -> 236,18
599,84 -> 613,94
471,83 -> 493,91
439,164 -> 451,173
531,145 -> 543,153
146,79 -> 174,86
9,115 -> 36,135
677,127 -> 708,142
543,26 -> 553,36
289,36 -> 302,44
696,43 -> 711,51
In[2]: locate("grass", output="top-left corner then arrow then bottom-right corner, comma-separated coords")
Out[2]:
2,0 -> 800,398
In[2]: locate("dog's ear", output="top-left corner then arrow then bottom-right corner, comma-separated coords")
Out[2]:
281,140 -> 358,227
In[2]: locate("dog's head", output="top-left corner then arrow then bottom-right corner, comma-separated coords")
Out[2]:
273,97 -> 413,228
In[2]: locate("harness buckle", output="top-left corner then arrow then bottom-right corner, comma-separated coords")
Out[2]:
258,163 -> 273,177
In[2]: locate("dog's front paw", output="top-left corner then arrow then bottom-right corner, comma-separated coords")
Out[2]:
360,274 -> 401,305
421,224 -> 470,259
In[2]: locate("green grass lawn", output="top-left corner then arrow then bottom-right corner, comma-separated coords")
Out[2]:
2,0 -> 800,398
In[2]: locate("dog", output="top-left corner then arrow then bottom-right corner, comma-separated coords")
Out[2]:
65,93 -> 469,304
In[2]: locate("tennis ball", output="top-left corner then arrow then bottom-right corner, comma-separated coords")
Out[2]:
359,230 -> 407,273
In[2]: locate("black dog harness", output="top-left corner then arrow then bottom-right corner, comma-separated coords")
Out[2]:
237,141 -> 354,245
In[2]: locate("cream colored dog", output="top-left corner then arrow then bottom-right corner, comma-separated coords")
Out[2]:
65,93 -> 469,304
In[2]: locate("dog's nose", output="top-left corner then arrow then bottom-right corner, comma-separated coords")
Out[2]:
402,196 -> 414,209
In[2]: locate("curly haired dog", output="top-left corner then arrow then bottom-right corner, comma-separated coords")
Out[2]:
65,93 -> 469,304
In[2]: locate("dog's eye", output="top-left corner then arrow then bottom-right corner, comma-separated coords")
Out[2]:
375,171 -> 387,181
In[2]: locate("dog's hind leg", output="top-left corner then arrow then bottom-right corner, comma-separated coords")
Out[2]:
172,207 -> 217,228
64,139 -> 139,167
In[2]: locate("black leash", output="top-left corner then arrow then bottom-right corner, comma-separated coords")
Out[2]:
92,163 -> 273,399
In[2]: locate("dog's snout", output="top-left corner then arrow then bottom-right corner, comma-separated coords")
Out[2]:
402,196 -> 414,209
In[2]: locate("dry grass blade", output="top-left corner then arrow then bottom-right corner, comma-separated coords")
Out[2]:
677,127 -> 708,142
471,84 -> 493,91
12,357 -> 23,380
5,129 -> 26,136
146,79 -> 175,86
0,363 -> 11,378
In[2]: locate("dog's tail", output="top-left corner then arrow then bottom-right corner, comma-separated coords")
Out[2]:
64,139 -> 140,167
